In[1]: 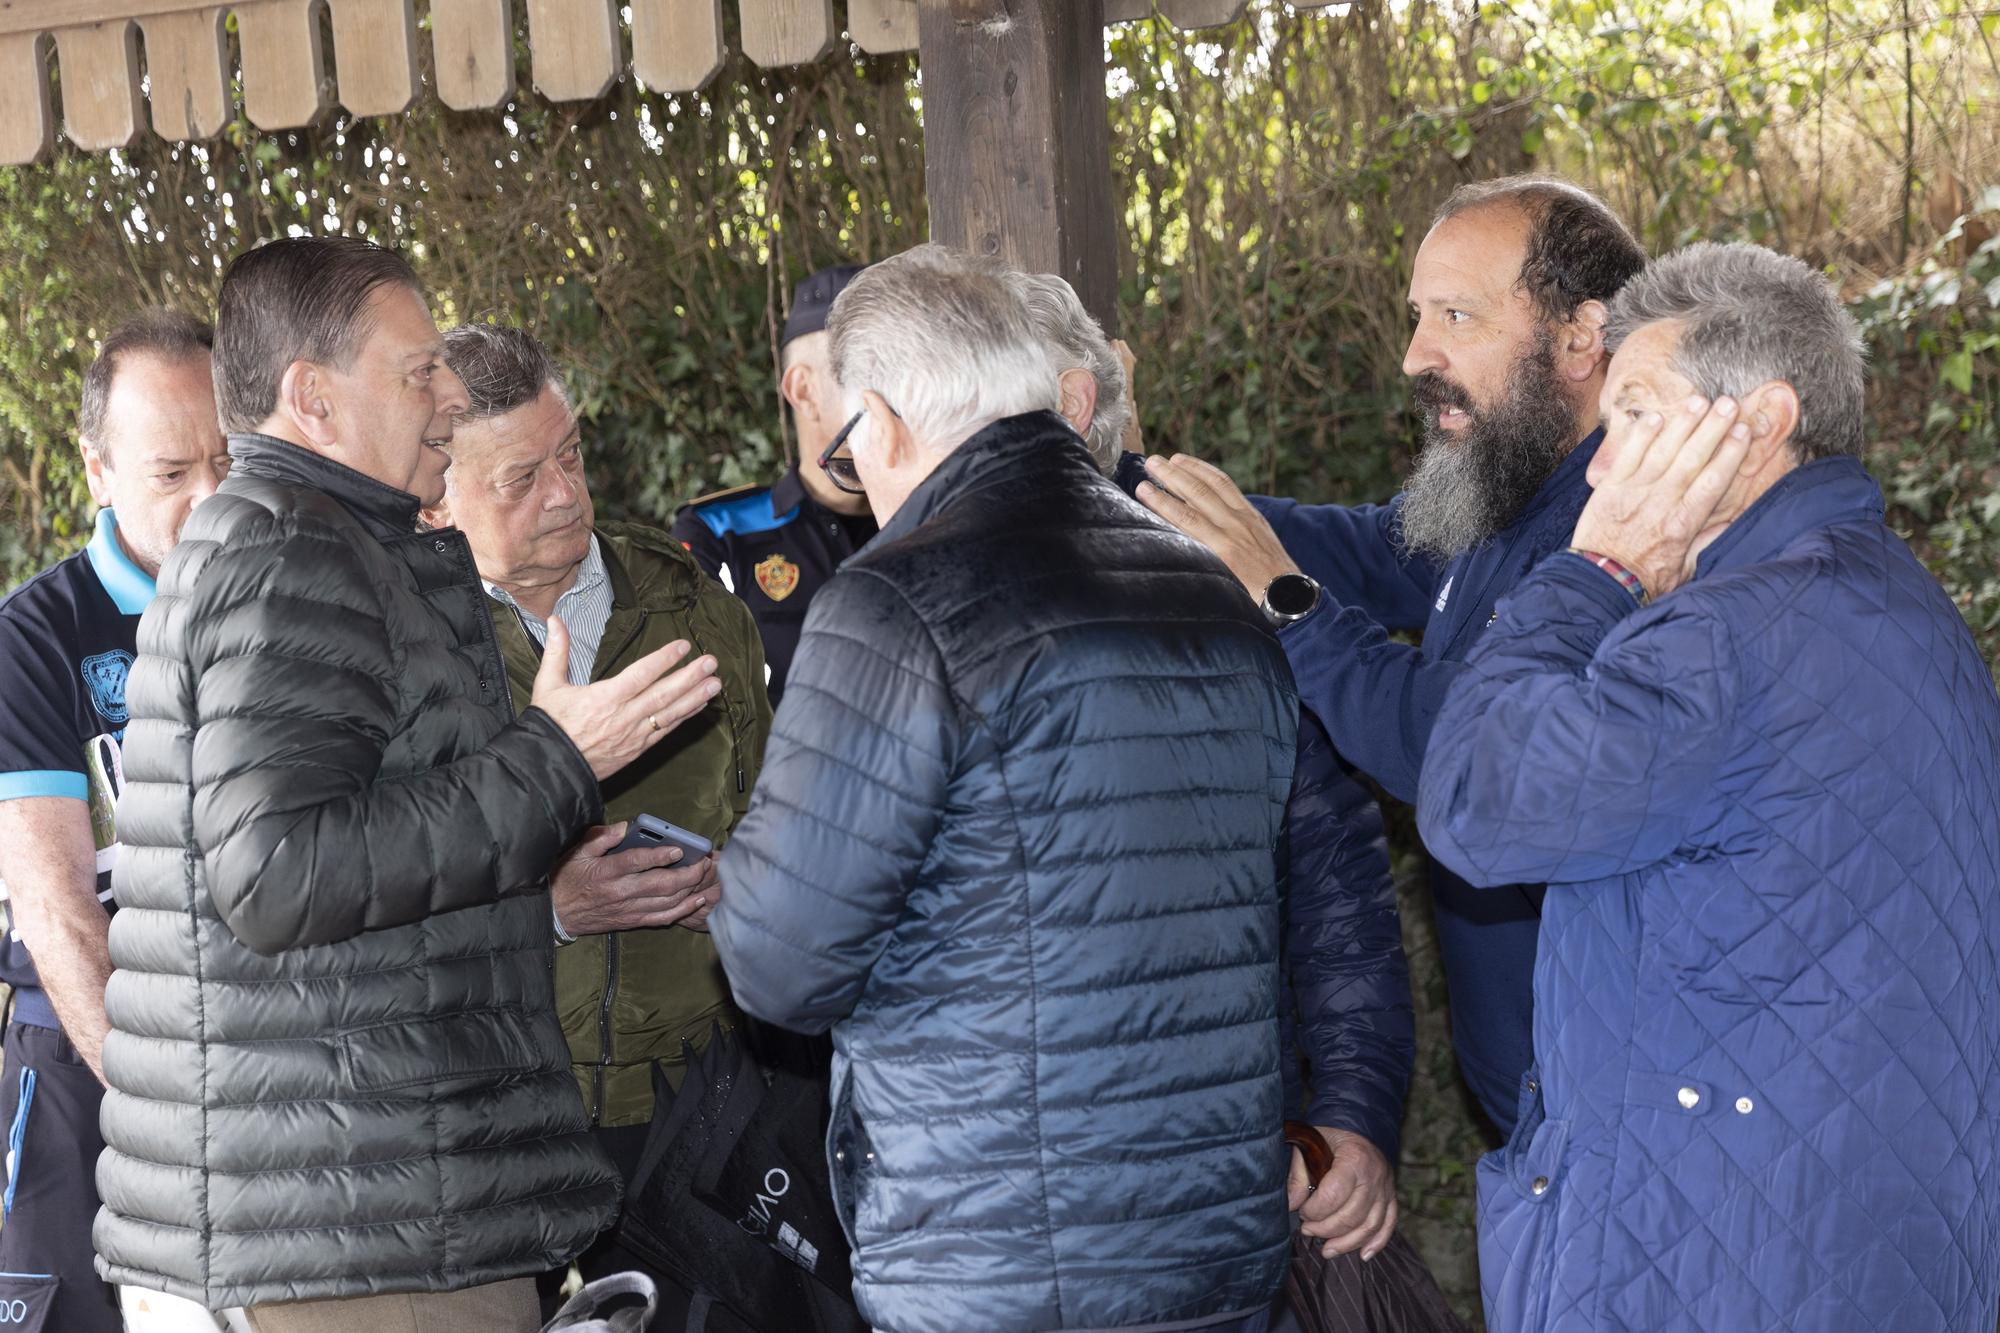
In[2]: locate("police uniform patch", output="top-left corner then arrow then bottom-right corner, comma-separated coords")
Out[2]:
754,554 -> 801,602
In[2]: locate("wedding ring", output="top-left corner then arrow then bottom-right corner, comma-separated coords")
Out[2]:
648,713 -> 660,731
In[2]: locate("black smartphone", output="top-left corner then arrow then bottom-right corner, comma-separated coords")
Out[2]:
612,814 -> 713,862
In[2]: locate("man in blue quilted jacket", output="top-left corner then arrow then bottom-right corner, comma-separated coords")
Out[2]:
1419,242 -> 2000,1332
710,245 -> 1300,1333
1136,177 -> 1647,1139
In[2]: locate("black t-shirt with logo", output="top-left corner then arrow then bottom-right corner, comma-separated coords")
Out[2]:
0,517 -> 149,993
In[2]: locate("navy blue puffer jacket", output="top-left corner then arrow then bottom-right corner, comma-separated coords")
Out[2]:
713,412 -> 1299,1333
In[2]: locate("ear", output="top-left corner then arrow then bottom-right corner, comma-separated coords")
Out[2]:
862,390 -> 912,467
1057,368 -> 1099,438
276,360 -> 338,449
419,496 -> 452,531
1740,380 -> 1802,469
1558,300 -> 1610,383
780,361 -> 818,427
80,440 -> 114,508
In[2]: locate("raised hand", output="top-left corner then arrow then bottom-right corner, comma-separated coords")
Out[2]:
1135,453 -> 1300,600
532,615 -> 721,780
1571,395 -> 1753,600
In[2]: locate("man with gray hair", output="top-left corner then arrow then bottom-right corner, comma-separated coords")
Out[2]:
709,244 -> 1300,1333
1007,269 -> 1134,470
1418,241 -> 2000,1332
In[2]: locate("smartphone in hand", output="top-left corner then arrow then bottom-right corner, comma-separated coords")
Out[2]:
612,814 -> 712,862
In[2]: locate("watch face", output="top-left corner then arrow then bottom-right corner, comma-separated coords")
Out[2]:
1268,574 -> 1317,617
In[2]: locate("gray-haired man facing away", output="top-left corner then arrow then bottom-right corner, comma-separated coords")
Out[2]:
710,243 -> 1300,1333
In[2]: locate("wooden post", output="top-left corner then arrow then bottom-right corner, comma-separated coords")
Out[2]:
916,0 -> 1119,335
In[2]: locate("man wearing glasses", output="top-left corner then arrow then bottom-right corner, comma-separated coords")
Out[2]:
674,264 -> 879,705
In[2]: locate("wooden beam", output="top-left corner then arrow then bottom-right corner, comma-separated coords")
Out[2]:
330,0 -> 419,117
630,0 -> 724,92
0,31 -> 55,164
56,20 -> 144,150
917,0 -> 1120,333
848,0 -> 917,54
430,0 -> 513,109
1157,0 -> 1245,25
738,0 -> 833,69
236,0 -> 329,129
0,0 -> 217,35
523,0 -> 619,101
139,6 -> 228,140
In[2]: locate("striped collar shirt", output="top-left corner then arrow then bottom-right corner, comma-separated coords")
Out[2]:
484,534 -> 612,686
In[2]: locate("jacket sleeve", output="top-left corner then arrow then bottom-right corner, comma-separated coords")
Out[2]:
1283,710 -> 1413,1161
1418,553 -> 1740,888
1250,493 -> 1440,632
1245,493 -> 1459,803
672,507 -> 726,580
711,569 -> 955,1033
1276,604 -> 1465,806
183,516 -> 602,955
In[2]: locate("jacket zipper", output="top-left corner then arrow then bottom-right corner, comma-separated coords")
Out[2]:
592,932 -> 617,1126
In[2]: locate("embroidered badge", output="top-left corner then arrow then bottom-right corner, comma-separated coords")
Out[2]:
754,554 -> 802,602
80,650 -> 134,727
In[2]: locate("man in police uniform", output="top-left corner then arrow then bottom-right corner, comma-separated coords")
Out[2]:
673,264 -> 878,705
0,310 -> 229,1332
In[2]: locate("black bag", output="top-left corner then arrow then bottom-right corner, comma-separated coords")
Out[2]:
617,1026 -> 866,1333
1281,1123 -> 1471,1333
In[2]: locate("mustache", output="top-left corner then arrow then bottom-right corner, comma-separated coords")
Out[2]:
1411,371 -> 1475,417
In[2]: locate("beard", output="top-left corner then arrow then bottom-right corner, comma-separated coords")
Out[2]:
1396,330 -> 1580,563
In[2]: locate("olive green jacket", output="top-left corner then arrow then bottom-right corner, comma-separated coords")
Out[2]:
494,520 -> 773,1127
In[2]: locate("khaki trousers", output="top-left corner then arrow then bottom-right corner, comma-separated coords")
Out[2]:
244,1278 -> 541,1333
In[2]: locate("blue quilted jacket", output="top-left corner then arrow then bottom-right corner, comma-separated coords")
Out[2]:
1419,456 -> 2000,1332
713,413 -> 1299,1333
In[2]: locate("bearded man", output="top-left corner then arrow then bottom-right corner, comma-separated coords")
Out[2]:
1139,177 -> 1645,1137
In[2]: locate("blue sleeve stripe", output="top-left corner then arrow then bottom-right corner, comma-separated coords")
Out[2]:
0,771 -> 89,802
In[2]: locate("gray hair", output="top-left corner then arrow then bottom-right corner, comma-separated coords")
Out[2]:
1009,271 -> 1129,472
442,322 -> 572,423
829,244 -> 1059,453
1605,242 -> 1865,462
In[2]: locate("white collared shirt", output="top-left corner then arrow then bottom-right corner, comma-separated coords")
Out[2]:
484,535 -> 612,686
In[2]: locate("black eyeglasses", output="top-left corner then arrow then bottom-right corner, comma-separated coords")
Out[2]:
817,401 -> 900,496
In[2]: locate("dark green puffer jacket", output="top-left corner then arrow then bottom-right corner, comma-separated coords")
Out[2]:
491,522 -> 773,1128
95,434 -> 622,1310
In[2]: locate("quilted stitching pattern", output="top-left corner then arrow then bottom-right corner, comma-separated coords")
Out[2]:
1420,459 -> 2000,1333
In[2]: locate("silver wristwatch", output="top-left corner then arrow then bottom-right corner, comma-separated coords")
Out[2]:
1260,572 -> 1322,628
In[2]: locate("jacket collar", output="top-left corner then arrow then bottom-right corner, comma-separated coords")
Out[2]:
873,410 -> 1085,547
226,432 -> 423,537
1694,454 -> 1884,580
1518,426 -> 1603,525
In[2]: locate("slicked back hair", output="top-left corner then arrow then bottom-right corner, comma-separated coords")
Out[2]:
213,237 -> 422,433
1434,176 -> 1647,324
79,309 -> 214,453
1605,242 -> 1866,463
442,322 -> 571,423
829,244 -> 1059,453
